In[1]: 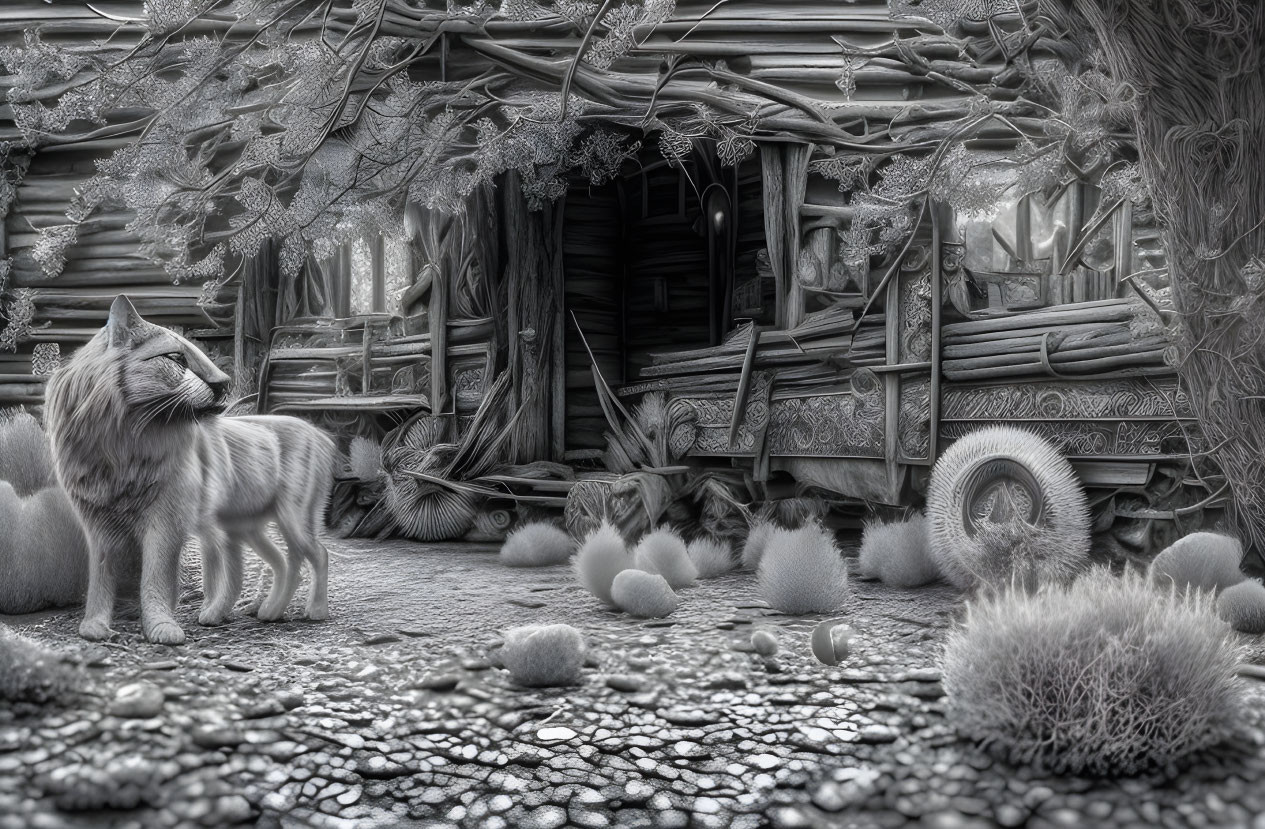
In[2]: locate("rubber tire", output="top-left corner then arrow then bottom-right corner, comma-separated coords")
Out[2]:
927,425 -> 1090,589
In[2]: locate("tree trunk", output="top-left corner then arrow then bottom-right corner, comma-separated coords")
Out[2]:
1058,1 -> 1265,551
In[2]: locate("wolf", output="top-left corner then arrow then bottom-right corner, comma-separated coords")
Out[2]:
44,295 -> 336,644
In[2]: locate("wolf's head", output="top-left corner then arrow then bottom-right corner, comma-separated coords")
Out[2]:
105,295 -> 231,423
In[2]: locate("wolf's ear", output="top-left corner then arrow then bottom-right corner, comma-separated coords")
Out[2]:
107,294 -> 144,347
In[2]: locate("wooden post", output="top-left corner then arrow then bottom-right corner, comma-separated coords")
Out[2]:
784,144 -> 810,329
549,196 -> 567,461
759,143 -> 787,328
371,235 -> 386,313
430,233 -> 448,417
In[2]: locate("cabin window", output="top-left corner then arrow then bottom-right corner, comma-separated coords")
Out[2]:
349,233 -> 412,317
954,184 -> 1130,313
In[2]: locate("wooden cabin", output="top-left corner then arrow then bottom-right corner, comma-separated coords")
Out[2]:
0,1 -> 1204,549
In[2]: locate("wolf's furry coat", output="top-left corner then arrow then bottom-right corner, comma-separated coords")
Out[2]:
45,295 -> 335,644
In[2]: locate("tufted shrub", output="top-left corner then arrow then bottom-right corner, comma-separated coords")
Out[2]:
943,568 -> 1245,776
633,527 -> 697,589
858,513 -> 939,588
574,521 -> 633,606
500,522 -> 573,567
757,523 -> 849,614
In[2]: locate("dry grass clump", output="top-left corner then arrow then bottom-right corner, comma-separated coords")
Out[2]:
0,410 -> 55,496
943,568 -> 1245,776
500,522 -> 573,567
757,523 -> 848,614
500,623 -> 586,687
0,624 -> 74,703
944,520 -> 1089,592
633,528 -> 697,588
610,569 -> 678,618
1217,579 -> 1265,634
858,513 -> 939,588
686,535 -> 735,579
574,520 -> 633,606
347,435 -> 383,482
1149,532 -> 1245,595
740,519 -> 776,570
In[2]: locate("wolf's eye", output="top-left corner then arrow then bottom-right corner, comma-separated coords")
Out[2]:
166,352 -> 187,368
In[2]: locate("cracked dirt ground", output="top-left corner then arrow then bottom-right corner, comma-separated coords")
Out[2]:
5,537 -> 1265,829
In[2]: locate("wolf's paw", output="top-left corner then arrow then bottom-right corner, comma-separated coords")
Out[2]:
145,620 -> 186,645
256,601 -> 287,622
304,601 -> 329,622
79,618 -> 115,641
197,607 -> 227,626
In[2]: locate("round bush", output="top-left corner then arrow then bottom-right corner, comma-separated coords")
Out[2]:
574,521 -> 633,606
757,523 -> 848,614
1149,532 -> 1244,595
500,623 -> 586,687
927,426 -> 1089,590
1217,579 -> 1265,634
500,522 -> 573,567
611,569 -> 678,618
687,535 -> 736,579
858,513 -> 939,588
633,528 -> 697,589
943,568 -> 1245,776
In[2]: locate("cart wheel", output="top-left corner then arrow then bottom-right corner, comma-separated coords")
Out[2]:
927,425 -> 1089,588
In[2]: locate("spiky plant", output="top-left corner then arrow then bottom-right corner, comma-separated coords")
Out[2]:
858,513 -> 939,588
632,527 -> 697,589
943,568 -> 1245,776
500,522 -> 573,567
741,519 -> 777,570
687,535 -> 736,579
0,410 -> 54,496
757,523 -> 849,614
574,520 -> 633,606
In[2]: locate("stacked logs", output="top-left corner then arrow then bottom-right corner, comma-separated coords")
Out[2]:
941,298 -> 1170,382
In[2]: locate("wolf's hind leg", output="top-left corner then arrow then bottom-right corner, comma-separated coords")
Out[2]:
198,529 -> 243,626
248,528 -> 291,621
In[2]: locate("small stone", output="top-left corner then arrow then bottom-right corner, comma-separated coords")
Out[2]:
810,620 -> 855,666
362,633 -> 402,646
994,804 -> 1027,828
221,660 -> 253,673
109,682 -> 165,719
857,725 -> 899,744
192,725 -> 244,749
750,630 -> 779,657
537,726 -> 577,742
417,674 -> 460,692
144,660 -> 180,671
606,675 -> 646,693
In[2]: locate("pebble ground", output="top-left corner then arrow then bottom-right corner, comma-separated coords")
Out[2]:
4,537 -> 1265,828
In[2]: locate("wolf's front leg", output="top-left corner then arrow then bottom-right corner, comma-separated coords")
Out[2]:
140,521 -> 188,645
80,530 -> 125,641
